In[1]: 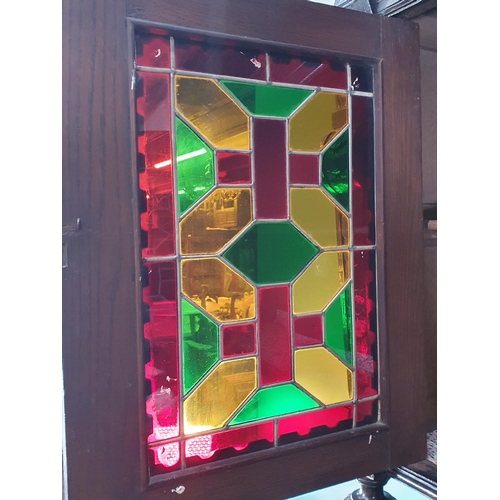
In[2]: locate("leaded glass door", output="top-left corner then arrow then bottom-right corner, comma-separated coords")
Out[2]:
62,1 -> 426,498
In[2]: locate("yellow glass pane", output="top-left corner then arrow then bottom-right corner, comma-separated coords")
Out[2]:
289,92 -> 347,152
290,188 -> 349,248
183,357 -> 257,434
294,347 -> 353,405
292,251 -> 350,314
180,188 -> 252,255
175,76 -> 250,150
181,258 -> 255,322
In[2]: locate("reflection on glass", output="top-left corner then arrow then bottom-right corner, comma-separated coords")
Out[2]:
180,188 -> 252,255
258,286 -> 291,386
183,357 -> 257,434
293,251 -> 350,314
294,347 -> 353,405
181,299 -> 219,395
181,258 -> 255,322
269,53 -> 347,89
278,405 -> 353,444
322,128 -> 350,212
220,80 -> 313,117
293,315 -> 323,347
175,76 -> 250,150
223,221 -> 318,285
135,33 -> 171,68
175,117 -> 214,216
222,323 -> 256,358
324,284 -> 353,366
289,92 -> 347,152
217,152 -> 251,184
185,421 -> 273,462
253,119 -> 288,219
175,37 -> 266,80
350,64 -> 374,93
229,384 -> 319,425
136,72 -> 175,257
290,188 -> 349,248
289,154 -> 319,185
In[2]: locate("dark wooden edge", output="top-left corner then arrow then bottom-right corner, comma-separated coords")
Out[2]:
380,15 -> 427,467
62,1 -> 425,498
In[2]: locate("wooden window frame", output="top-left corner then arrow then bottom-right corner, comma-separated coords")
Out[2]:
62,0 -> 425,498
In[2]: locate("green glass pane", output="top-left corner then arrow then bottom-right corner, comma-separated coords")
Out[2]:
222,221 -> 318,285
321,129 -> 349,212
181,299 -> 219,395
229,384 -> 319,425
175,117 -> 214,215
324,284 -> 353,365
220,80 -> 313,118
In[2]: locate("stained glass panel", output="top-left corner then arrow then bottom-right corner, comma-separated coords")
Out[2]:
136,32 -> 377,473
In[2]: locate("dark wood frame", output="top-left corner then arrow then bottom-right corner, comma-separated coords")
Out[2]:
62,1 -> 425,498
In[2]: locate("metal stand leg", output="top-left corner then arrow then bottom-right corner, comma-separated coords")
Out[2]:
344,471 -> 397,500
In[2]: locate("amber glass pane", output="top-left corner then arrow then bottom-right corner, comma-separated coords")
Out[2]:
175,117 -> 214,216
322,128 -> 349,212
180,188 -> 252,255
352,96 -> 375,245
289,92 -> 348,152
136,72 -> 175,257
293,315 -> 323,347
181,258 -> 255,322
222,323 -> 256,358
354,250 -> 378,399
258,286 -> 291,386
254,119 -> 288,219
223,221 -> 318,285
175,76 -> 249,150
220,80 -> 313,117
135,33 -> 171,68
230,384 -> 319,425
278,405 -> 353,444
269,53 -> 347,89
181,299 -> 219,395
185,422 -> 273,464
143,262 -> 179,443
290,188 -> 349,248
217,152 -> 251,184
324,284 -> 353,366
183,357 -> 257,434
293,251 -> 350,314
175,37 -> 266,80
294,347 -> 353,405
289,154 -> 319,185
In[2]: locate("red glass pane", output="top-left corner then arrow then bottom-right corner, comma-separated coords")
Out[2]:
150,443 -> 180,471
352,95 -> 375,246
293,315 -> 323,347
143,262 -> 179,444
270,54 -> 347,89
136,72 -> 175,257
254,119 -> 287,219
135,33 -> 171,68
175,37 -> 266,80
222,323 -> 256,358
185,422 -> 273,463
353,250 -> 378,401
289,154 -> 319,185
278,405 -> 353,443
356,399 -> 378,426
217,152 -> 252,184
258,286 -> 291,385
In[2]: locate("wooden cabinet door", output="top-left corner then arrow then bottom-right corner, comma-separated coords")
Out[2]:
62,1 -> 425,498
